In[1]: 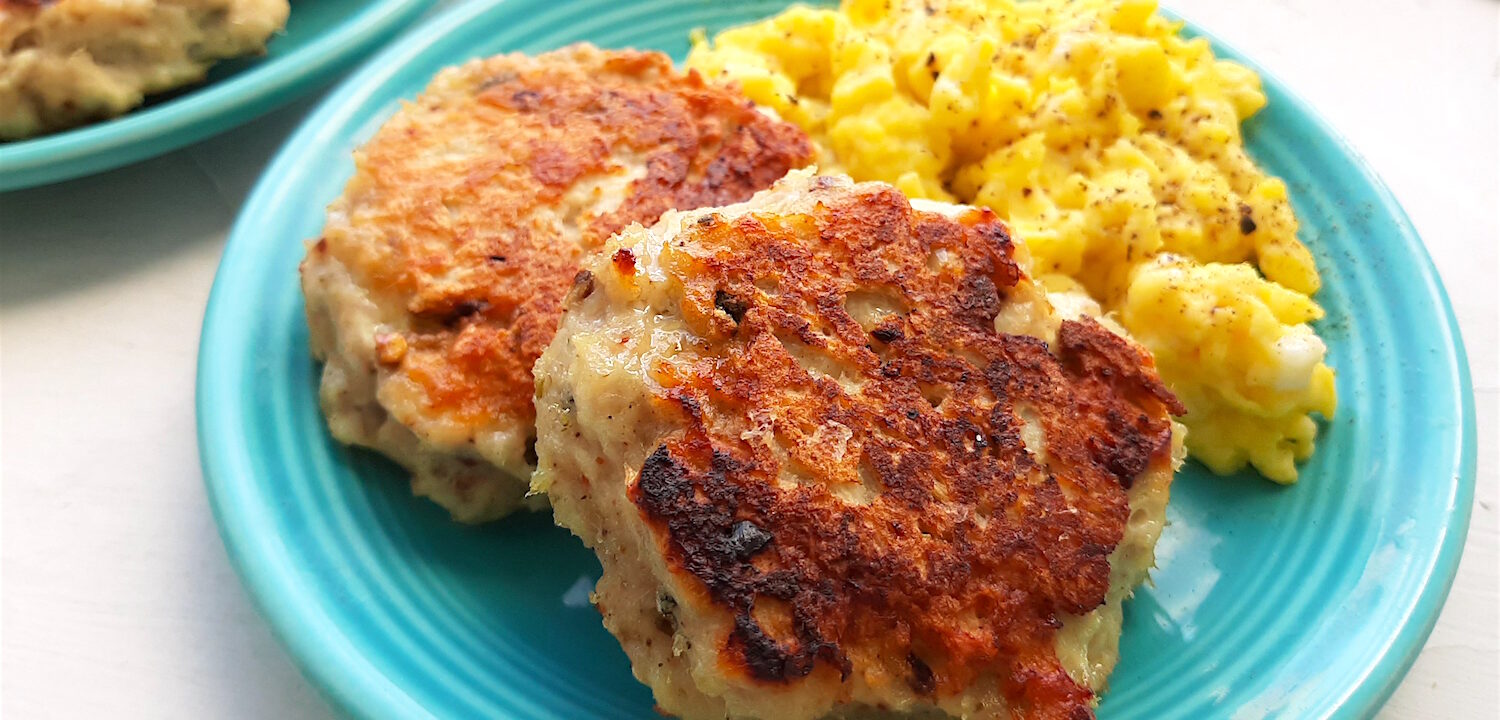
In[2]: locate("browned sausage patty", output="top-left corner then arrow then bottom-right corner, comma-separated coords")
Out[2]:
534,171 -> 1185,719
300,44 -> 813,521
0,0 -> 288,138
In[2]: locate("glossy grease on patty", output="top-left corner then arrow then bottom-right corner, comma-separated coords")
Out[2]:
535,171 -> 1185,719
301,44 -> 813,521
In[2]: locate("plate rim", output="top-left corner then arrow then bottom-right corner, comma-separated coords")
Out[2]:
1165,11 -> 1477,713
196,1 -> 1479,718
0,0 -> 438,192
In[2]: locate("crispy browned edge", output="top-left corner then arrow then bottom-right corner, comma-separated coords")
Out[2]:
303,45 -> 813,476
583,180 -> 1183,719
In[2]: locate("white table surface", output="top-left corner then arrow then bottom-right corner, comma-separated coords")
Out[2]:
2,1 -> 1496,718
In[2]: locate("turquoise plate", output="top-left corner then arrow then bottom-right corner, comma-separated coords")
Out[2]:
0,0 -> 436,192
197,1 -> 1477,717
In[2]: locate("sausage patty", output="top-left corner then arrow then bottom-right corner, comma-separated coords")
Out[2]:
301,44 -> 813,521
0,0 -> 288,138
534,170 -> 1185,719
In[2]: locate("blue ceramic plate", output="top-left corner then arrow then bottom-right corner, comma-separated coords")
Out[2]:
0,0 -> 436,192
197,1 -> 1477,718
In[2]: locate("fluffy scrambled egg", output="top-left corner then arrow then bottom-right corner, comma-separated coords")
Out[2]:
1121,256 -> 1336,480
687,0 -> 1338,482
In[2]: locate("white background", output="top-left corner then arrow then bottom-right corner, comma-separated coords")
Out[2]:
2,1 -> 1496,717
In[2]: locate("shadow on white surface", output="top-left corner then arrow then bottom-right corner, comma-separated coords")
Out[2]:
2,97 -> 339,720
0,101 -> 308,308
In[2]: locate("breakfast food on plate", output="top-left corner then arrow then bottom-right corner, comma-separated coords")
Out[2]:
687,0 -> 1337,483
534,170 -> 1186,719
0,0 -> 290,139
1121,256 -> 1335,483
301,44 -> 813,522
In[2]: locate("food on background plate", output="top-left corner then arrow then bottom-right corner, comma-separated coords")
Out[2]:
534,170 -> 1186,719
687,0 -> 1337,482
301,44 -> 813,522
0,0 -> 290,139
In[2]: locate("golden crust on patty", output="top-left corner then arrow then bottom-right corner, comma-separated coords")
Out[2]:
301,44 -> 813,521
0,0 -> 288,139
535,171 -> 1184,719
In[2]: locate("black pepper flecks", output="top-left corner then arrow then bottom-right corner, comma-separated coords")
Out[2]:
1238,203 -> 1257,235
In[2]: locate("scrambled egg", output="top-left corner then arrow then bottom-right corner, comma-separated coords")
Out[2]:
687,0 -> 1337,482
1121,256 -> 1336,481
